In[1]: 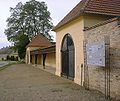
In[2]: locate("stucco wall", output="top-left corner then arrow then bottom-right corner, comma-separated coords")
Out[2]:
31,53 -> 55,68
37,54 -> 42,65
45,52 -> 56,68
32,55 -> 35,64
56,16 -> 85,85
26,47 -> 41,64
84,19 -> 120,100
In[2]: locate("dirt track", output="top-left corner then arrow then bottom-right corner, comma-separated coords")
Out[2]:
0,64 -> 113,101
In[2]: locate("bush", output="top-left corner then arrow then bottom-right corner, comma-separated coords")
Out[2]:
6,55 -> 10,60
10,56 -> 15,61
2,58 -> 4,61
15,56 -> 18,61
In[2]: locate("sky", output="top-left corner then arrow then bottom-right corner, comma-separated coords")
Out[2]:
0,0 -> 81,48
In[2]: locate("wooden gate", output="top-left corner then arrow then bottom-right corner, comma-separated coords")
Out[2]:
61,34 -> 75,80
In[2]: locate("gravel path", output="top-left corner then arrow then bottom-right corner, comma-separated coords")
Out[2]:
0,64 -> 115,101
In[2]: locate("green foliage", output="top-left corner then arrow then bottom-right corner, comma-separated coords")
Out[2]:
2,58 -> 4,61
21,0 -> 53,40
5,0 -> 53,42
5,0 -> 53,59
0,61 -> 21,71
10,56 -> 15,61
6,55 -> 10,60
6,55 -> 18,61
15,56 -> 18,61
17,34 -> 30,59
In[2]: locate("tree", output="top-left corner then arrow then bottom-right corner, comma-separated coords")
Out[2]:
2,58 -> 4,61
5,0 -> 53,59
5,2 -> 24,43
10,56 -> 15,61
16,34 -> 30,59
21,0 -> 53,40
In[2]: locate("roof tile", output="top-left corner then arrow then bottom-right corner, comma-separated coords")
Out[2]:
26,34 -> 52,48
53,0 -> 120,31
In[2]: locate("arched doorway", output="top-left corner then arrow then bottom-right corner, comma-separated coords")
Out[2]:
61,34 -> 75,80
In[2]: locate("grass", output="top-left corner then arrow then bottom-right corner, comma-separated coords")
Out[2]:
0,61 -> 22,71
51,88 -> 63,92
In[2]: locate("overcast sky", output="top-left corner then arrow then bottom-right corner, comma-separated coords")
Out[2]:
0,0 -> 81,48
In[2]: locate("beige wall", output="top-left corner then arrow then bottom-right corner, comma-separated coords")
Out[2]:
31,53 -> 55,68
56,16 -> 85,85
45,52 -> 56,68
32,55 -> 35,64
84,19 -> 120,99
31,54 -> 42,65
37,54 -> 42,65
26,47 -> 41,64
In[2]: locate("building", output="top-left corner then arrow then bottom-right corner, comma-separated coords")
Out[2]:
84,17 -> 120,99
26,34 -> 56,69
26,34 -> 52,64
30,45 -> 56,68
53,0 -> 120,99
26,0 -> 120,99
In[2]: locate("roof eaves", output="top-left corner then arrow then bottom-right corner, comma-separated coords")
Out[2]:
52,12 -> 85,31
53,0 -> 120,31
84,17 -> 119,31
84,10 -> 120,17
52,0 -> 90,31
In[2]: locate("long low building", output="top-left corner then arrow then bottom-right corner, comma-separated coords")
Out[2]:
26,34 -> 56,69
30,45 -> 56,68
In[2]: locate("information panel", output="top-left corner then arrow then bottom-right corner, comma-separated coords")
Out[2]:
86,42 -> 105,66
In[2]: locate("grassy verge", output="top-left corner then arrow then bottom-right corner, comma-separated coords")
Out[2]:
0,61 -> 22,71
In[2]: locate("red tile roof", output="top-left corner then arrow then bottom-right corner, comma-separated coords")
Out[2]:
26,34 -> 52,48
53,0 -> 120,31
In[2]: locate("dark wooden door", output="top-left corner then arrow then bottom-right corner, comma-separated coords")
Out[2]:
61,34 -> 75,80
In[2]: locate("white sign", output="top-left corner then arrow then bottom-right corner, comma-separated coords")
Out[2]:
86,42 -> 105,66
